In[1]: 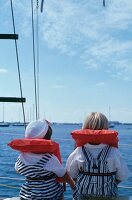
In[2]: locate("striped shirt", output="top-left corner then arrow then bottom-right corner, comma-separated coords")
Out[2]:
15,153 -> 63,200
73,145 -> 118,199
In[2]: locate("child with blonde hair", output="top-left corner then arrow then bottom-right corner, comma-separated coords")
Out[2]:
66,112 -> 130,199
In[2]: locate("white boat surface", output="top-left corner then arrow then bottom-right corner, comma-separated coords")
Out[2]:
0,122 -> 10,127
11,122 -> 26,126
3,196 -> 132,200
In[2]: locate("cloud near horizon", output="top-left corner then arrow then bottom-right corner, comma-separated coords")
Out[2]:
51,84 -> 66,89
94,82 -> 106,87
0,68 -> 8,74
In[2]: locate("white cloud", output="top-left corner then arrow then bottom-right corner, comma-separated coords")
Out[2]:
111,72 -> 130,81
0,69 -> 8,74
39,0 -> 132,80
5,0 -> 132,80
94,82 -> 106,87
51,84 -> 66,89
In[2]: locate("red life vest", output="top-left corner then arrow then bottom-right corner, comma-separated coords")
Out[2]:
71,129 -> 119,148
8,139 -> 64,183
8,138 -> 62,163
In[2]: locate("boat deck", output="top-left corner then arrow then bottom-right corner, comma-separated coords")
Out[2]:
2,197 -> 132,200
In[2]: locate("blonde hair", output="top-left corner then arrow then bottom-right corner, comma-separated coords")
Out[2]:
82,112 -> 108,130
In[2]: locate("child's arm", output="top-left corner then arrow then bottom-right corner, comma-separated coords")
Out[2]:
44,155 -> 75,189
61,171 -> 75,190
15,162 -> 19,173
112,148 -> 130,183
115,178 -> 121,185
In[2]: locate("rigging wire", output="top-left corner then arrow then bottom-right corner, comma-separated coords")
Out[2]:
103,0 -> 106,7
0,183 -> 20,189
0,176 -> 24,181
0,176 -> 132,190
31,0 -> 38,120
10,0 -> 26,129
36,0 -> 40,119
40,0 -> 45,12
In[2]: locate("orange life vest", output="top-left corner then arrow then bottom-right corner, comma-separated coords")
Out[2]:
71,129 -> 119,148
8,139 -> 64,183
8,138 -> 62,163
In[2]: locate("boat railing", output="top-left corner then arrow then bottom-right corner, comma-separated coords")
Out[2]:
0,176 -> 131,190
2,197 -> 132,200
78,197 -> 132,200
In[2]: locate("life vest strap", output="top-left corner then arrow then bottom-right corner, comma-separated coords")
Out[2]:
26,174 -> 55,181
79,171 -> 116,176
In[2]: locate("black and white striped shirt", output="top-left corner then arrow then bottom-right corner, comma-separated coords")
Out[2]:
16,153 -> 63,200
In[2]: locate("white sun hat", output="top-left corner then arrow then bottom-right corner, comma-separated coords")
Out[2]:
25,119 -> 49,139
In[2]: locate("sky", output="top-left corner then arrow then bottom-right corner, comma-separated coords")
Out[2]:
0,0 -> 132,123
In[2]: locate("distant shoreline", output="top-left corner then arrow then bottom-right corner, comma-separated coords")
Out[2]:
0,121 -> 132,126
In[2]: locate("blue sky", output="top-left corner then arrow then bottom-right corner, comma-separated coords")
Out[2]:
0,0 -> 132,123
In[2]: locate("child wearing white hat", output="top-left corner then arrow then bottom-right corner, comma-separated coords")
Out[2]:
15,119 -> 74,200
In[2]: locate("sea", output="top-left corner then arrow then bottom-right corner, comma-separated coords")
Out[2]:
0,123 -> 132,199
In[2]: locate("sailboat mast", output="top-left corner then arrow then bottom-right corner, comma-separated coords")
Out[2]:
109,106 -> 111,122
3,103 -> 5,122
19,107 -> 20,122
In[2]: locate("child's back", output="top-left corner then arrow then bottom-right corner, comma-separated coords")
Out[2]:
66,112 -> 130,200
9,119 -> 75,200
75,145 -> 117,197
15,152 -> 64,199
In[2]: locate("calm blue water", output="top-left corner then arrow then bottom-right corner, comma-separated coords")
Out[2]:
0,124 -> 132,199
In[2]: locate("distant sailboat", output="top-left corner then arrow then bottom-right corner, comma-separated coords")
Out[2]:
11,122 -> 25,126
0,103 -> 10,127
108,106 -> 115,128
109,124 -> 115,128
11,107 -> 25,126
0,122 -> 10,127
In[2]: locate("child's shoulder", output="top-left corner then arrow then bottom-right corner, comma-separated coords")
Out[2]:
68,147 -> 83,159
109,146 -> 121,157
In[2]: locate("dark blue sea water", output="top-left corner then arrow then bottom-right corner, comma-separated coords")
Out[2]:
0,124 -> 132,199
